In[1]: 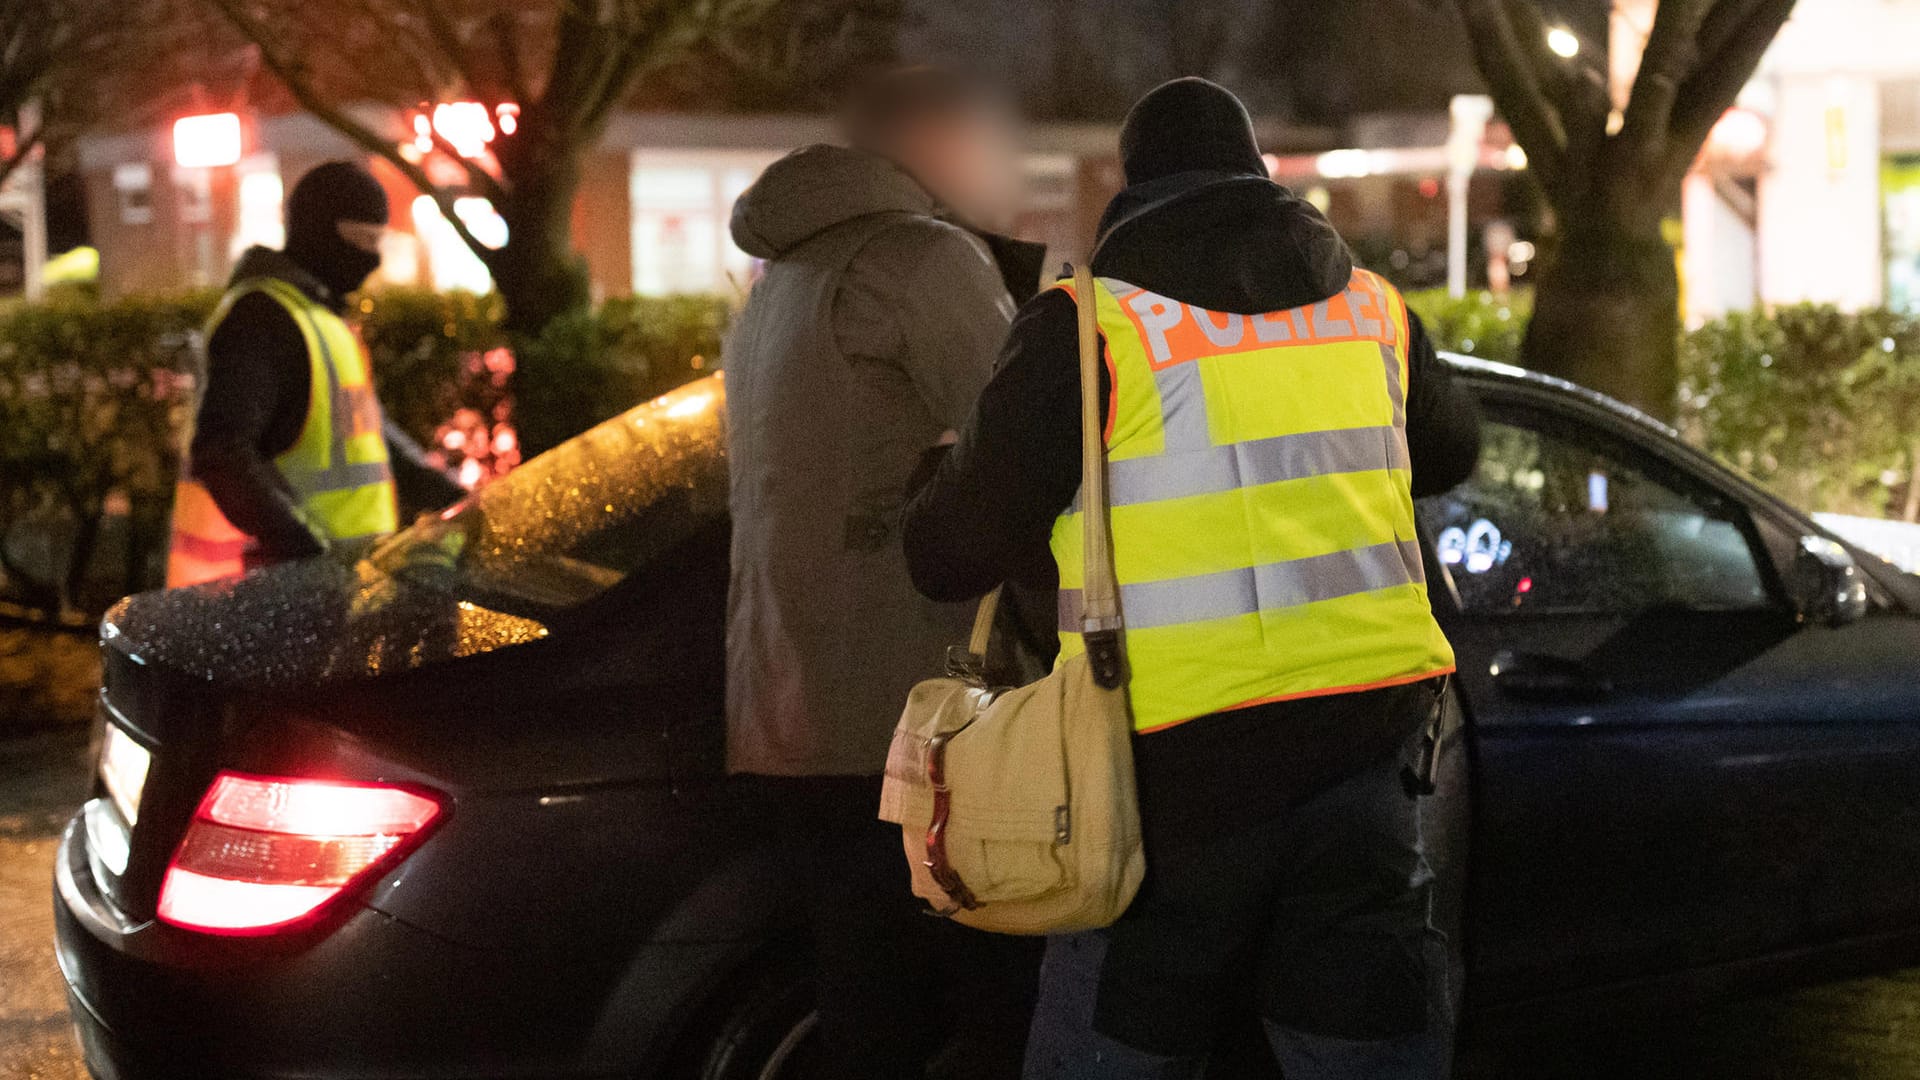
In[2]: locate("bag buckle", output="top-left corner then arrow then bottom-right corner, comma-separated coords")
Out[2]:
1083,627 -> 1126,691
944,645 -> 987,682
922,731 -> 981,912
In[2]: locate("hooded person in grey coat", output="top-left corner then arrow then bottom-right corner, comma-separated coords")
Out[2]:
721,68 -> 1046,1079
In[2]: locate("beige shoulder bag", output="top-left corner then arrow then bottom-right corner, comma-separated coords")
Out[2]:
878,264 -> 1144,935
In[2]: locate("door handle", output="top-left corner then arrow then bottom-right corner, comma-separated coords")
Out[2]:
1489,649 -> 1613,703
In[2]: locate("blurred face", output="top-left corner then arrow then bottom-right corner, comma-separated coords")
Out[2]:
894,106 -> 1025,233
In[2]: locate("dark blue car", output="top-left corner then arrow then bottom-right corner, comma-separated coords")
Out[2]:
55,359 -> 1920,1078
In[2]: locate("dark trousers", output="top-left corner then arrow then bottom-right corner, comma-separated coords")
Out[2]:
1023,721 -> 1455,1080
743,774 -> 1043,1080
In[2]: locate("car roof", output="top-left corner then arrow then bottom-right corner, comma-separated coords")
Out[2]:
1438,351 -> 1680,440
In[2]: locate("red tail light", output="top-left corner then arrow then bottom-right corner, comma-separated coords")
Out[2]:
157,772 -> 444,935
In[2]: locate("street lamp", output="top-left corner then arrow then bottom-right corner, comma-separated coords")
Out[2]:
1546,26 -> 1581,58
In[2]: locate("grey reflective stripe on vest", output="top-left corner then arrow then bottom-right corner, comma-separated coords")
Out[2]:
299,303 -> 357,459
1380,342 -> 1406,426
1110,280 -> 1214,453
309,460 -> 394,489
1059,538 -> 1425,631
1153,362 -> 1211,452
282,299 -> 393,494
1098,425 -> 1409,508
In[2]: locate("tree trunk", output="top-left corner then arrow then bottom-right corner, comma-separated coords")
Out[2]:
491,169 -> 593,340
487,156 -> 595,459
1521,218 -> 1680,419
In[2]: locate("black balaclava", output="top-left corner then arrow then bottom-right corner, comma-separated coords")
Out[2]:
1118,77 -> 1267,186
284,161 -> 390,301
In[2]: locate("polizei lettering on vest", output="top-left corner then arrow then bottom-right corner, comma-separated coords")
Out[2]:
1114,272 -> 1398,370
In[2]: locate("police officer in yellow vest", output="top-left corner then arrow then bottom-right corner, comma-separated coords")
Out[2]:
904,80 -> 1482,1079
169,162 -> 463,588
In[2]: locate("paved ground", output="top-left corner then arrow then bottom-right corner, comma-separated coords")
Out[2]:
3,727 -> 1919,1079
0,728 -> 90,1080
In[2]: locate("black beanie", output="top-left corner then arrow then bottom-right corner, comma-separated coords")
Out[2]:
1119,78 -> 1266,186
285,161 -> 390,299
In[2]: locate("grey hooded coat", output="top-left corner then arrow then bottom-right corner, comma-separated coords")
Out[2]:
722,144 -> 1034,776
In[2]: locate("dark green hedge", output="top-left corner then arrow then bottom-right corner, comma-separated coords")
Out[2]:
0,292 -> 214,613
1404,288 -> 1531,365
513,293 -> 731,459
0,288 -> 729,615
1677,304 -> 1920,519
1406,288 -> 1920,521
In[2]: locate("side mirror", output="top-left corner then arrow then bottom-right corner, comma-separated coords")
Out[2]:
1793,536 -> 1868,627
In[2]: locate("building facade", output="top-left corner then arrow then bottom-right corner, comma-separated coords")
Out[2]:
75,109 -> 1329,303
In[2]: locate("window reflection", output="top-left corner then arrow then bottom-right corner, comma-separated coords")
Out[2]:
1418,421 -> 1771,614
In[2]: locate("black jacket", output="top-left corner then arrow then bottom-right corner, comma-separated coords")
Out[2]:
901,171 -> 1481,839
187,248 -> 465,562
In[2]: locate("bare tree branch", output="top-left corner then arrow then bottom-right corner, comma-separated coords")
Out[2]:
1495,0 -> 1610,184
203,0 -> 500,270
4,0 -> 161,184
418,1 -> 511,111
1661,0 -> 1798,189
1615,0 -> 1712,167
1452,0 -> 1569,201
197,0 -> 867,338
489,11 -> 532,105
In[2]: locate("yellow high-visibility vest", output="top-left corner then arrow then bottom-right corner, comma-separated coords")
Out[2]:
167,277 -> 398,588
1050,269 -> 1455,733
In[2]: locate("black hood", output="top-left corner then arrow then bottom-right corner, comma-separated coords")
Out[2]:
1089,170 -> 1354,316
284,161 -> 389,302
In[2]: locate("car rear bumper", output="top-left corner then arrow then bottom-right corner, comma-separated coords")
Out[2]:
53,812 -> 734,1079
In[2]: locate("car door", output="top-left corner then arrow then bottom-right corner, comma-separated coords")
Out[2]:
1417,386 -> 1920,1007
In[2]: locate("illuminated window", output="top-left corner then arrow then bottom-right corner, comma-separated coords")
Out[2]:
174,167 -> 213,225
229,156 -> 285,259
631,150 -> 782,296
113,163 -> 153,226
1887,154 -> 1920,314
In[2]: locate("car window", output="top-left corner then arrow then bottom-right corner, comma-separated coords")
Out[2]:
367,378 -> 729,611
1416,417 -> 1773,615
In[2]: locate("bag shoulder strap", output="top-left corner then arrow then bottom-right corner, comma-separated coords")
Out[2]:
1071,266 -> 1127,689
957,265 -> 1123,685
967,585 -> 1001,658
1073,264 -> 1121,636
